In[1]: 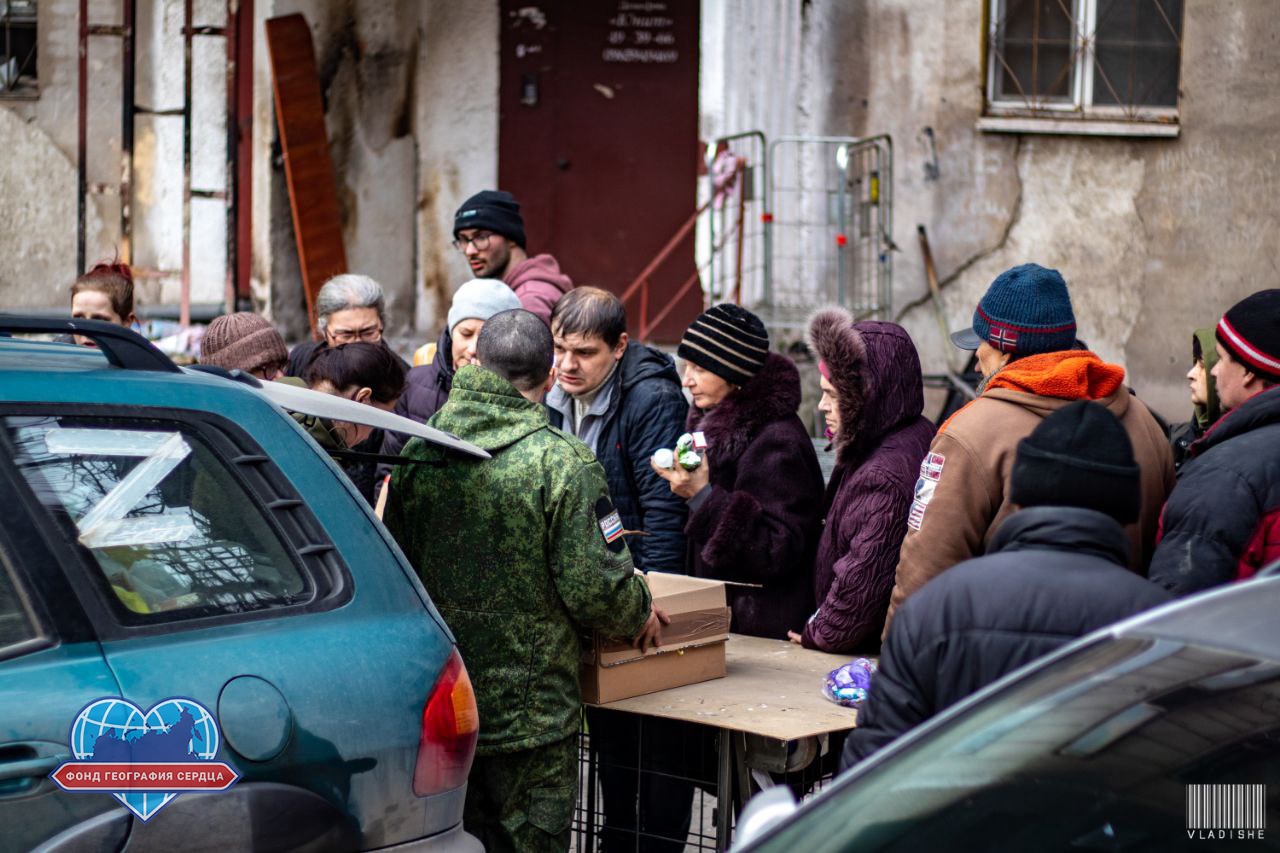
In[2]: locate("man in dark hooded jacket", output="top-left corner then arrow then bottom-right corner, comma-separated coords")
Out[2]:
841,401 -> 1174,769
545,287 -> 691,850
546,287 -> 688,572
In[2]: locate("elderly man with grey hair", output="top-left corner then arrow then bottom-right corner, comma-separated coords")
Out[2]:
286,273 -> 407,377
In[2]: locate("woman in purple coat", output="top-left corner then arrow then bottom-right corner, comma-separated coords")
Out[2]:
790,308 -> 935,653
652,304 -> 824,638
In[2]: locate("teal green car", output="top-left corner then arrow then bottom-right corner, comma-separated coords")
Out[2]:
0,317 -> 484,851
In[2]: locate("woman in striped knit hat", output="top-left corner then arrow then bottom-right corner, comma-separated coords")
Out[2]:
651,303 -> 824,639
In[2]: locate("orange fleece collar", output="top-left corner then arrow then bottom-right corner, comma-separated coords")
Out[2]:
940,350 -> 1126,434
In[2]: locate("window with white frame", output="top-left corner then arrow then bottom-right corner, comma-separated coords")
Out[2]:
0,0 -> 37,98
982,0 -> 1183,134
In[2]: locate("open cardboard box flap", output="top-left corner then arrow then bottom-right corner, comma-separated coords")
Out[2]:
592,572 -> 730,667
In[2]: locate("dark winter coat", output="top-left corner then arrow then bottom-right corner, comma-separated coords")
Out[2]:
547,342 -> 690,572
841,506 -> 1174,768
685,352 -> 824,638
1149,385 -> 1280,595
381,327 -> 455,460
802,312 -> 935,653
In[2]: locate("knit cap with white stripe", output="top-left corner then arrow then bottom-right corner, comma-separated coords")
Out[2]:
677,303 -> 769,387
1216,289 -> 1280,383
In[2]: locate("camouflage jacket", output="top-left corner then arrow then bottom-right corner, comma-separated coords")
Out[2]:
384,365 -> 652,755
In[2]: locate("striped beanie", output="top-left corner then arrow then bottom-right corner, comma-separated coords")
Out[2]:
1216,289 -> 1280,382
678,303 -> 769,387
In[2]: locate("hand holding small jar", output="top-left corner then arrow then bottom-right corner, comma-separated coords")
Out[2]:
650,432 -> 711,500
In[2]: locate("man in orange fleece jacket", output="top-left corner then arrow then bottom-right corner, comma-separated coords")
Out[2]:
884,264 -> 1174,634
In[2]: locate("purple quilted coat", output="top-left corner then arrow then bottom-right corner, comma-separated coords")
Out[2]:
801,310 -> 935,653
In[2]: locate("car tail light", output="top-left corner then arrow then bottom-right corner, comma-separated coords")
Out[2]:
414,648 -> 479,797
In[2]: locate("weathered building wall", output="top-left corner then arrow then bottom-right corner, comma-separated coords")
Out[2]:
255,0 -> 497,343
701,0 -> 1280,421
0,0 -> 113,307
412,1 -> 498,339
3,0 -> 492,344
0,0 -> 233,312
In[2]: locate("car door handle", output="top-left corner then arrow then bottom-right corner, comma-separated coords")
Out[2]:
0,754 -> 68,782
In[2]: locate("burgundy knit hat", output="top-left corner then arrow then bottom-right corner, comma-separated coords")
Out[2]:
1216,289 -> 1280,382
201,312 -> 289,374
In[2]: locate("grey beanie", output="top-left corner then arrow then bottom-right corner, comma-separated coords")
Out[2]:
447,278 -> 522,330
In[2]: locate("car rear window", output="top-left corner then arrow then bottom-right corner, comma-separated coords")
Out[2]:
5,415 -> 309,621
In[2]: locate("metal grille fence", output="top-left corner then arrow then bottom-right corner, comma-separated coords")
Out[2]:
762,135 -> 894,331
572,713 -> 842,851
704,131 -> 769,309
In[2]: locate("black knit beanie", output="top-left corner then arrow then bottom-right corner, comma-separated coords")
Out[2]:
453,190 -> 526,248
1216,289 -> 1280,383
678,303 -> 769,387
1009,400 -> 1141,524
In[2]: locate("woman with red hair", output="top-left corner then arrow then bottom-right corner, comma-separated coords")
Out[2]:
70,262 -> 136,346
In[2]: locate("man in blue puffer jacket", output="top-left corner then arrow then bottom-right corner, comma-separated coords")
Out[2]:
546,286 -> 692,850
546,286 -> 689,572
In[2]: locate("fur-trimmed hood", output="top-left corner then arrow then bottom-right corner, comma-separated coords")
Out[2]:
807,308 -> 925,464
688,352 -> 804,463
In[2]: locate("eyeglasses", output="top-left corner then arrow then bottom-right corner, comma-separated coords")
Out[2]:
328,325 -> 383,344
451,231 -> 493,252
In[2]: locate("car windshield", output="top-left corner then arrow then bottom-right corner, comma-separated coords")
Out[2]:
754,636 -> 1280,853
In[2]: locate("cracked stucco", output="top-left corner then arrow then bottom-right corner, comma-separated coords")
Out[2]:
703,0 -> 1280,421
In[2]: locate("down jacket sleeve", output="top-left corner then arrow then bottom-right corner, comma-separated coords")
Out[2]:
1148,464 -> 1262,595
619,378 -> 690,573
687,423 -> 822,583
802,472 -> 904,653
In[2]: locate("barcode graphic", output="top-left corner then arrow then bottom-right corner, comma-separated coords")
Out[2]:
1186,784 -> 1266,830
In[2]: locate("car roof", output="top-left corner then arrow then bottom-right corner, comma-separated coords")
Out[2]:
0,332 -> 488,459
1111,573 -> 1279,660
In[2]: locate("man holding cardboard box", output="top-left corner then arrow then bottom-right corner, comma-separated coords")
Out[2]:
385,309 -> 662,853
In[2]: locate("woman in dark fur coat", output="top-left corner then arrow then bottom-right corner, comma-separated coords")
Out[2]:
652,304 -> 824,638
792,309 -> 934,653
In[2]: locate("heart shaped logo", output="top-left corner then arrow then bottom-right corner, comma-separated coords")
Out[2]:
51,696 -> 240,821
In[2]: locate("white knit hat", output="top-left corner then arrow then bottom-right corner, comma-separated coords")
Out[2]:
447,278 -> 522,330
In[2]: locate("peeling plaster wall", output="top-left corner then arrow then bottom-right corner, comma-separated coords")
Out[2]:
256,0 -> 422,341
0,0 -> 113,305
0,0 -> 232,312
413,2 -> 498,339
255,0 -> 495,344
702,0 -> 1280,421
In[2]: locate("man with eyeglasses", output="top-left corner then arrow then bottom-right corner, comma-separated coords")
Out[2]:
285,273 -> 409,377
452,189 -> 573,326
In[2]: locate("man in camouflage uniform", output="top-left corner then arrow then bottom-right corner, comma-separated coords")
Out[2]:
384,309 -> 660,852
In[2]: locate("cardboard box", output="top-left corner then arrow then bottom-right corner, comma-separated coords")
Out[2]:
581,572 -> 731,704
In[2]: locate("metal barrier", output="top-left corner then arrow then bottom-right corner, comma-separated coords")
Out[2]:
763,134 -> 894,329
705,131 -> 769,307
621,131 -> 894,340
